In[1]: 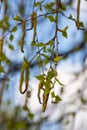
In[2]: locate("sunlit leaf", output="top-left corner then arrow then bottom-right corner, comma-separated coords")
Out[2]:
54,56 -> 62,62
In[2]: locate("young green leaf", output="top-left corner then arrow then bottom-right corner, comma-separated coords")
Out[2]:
47,15 -> 55,22
62,31 -> 67,38
68,14 -> 75,21
9,34 -> 14,41
54,56 -> 62,62
8,44 -> 14,51
13,15 -> 22,21
12,26 -> 17,32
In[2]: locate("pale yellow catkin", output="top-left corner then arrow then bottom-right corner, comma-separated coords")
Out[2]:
42,92 -> 49,112
37,81 -> 43,104
76,0 -> 81,29
0,39 -> 3,58
20,20 -> 26,52
19,63 -> 25,94
25,63 -> 29,92
31,12 -> 37,42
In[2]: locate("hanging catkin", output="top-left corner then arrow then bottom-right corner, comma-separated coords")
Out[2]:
37,81 -> 43,104
0,39 -> 3,58
76,0 -> 81,29
20,20 -> 26,52
19,61 -> 30,94
25,62 -> 30,92
31,12 -> 37,42
42,90 -> 49,112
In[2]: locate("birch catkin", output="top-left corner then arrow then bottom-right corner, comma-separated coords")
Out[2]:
20,20 -> 26,52
19,62 -> 30,94
25,62 -> 30,92
19,63 -> 25,94
76,0 -> 81,29
42,91 -> 49,112
31,12 -> 37,42
0,39 -> 3,58
37,81 -> 43,104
